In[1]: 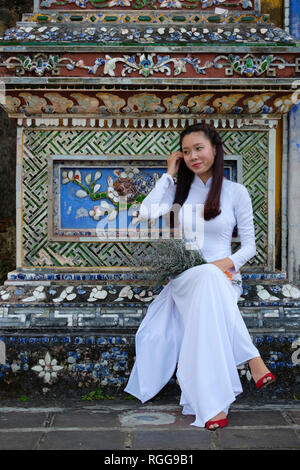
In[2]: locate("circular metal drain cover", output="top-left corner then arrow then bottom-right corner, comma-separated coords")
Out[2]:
120,411 -> 176,427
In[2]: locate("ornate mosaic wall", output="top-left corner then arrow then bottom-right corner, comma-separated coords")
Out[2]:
22,128 -> 268,269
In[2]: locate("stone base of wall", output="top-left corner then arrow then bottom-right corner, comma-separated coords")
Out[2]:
0,272 -> 300,401
0,329 -> 299,402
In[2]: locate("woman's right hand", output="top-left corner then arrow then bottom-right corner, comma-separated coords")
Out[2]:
167,151 -> 184,178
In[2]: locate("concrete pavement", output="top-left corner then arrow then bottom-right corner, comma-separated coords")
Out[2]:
0,397 -> 300,451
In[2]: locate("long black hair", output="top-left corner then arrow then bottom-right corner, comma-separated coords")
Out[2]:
169,123 -> 228,229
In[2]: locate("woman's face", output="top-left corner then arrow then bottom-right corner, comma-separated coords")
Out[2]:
181,131 -> 216,182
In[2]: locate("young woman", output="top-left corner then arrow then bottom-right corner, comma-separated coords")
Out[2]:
124,123 -> 275,430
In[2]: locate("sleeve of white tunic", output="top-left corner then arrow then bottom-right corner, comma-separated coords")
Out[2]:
227,183 -> 257,273
138,173 -> 176,220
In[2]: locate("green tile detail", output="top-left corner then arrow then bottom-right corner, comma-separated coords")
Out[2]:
207,16 -> 221,22
36,16 -> 49,22
138,16 -> 152,21
70,16 -> 84,21
104,16 -> 117,21
172,16 -> 186,22
241,16 -> 255,22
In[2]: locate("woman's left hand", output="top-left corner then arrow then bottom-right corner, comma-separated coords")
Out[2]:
209,257 -> 235,273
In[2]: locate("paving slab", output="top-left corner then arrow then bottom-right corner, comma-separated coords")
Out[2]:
218,428 -> 300,450
131,430 -> 212,450
288,410 -> 300,425
39,430 -> 125,450
0,432 -> 42,450
0,400 -> 300,450
52,409 -> 121,428
227,410 -> 288,426
0,411 -> 48,429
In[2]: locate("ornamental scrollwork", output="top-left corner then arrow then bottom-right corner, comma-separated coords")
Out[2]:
1,53 -> 296,78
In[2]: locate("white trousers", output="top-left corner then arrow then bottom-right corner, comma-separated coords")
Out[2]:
124,263 -> 260,427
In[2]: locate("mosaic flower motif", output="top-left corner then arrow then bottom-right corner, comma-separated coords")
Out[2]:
108,0 -> 131,5
160,0 -> 182,7
0,288 -> 10,301
61,166 -> 160,225
40,0 -> 56,7
62,169 -> 102,200
113,177 -> 138,201
282,284 -> 300,299
69,0 -> 89,7
237,364 -> 252,381
31,352 -> 63,384
89,200 -> 118,222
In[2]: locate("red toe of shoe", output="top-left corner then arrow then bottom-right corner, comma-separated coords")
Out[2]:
205,417 -> 227,431
255,372 -> 276,390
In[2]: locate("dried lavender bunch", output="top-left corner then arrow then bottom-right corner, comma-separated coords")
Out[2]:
132,235 -> 207,289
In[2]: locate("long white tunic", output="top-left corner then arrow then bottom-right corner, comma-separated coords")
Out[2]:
124,173 -> 261,427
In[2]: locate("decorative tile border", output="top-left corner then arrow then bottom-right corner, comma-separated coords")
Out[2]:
1,53 -> 298,80
37,0 -> 255,11
13,117 -> 280,129
3,91 -> 296,117
25,11 -> 270,25
1,279 -> 300,310
0,23 -> 295,46
6,270 -> 287,281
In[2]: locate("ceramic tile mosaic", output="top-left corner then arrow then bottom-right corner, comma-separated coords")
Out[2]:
20,129 -> 268,269
37,0 -> 256,11
0,333 -> 299,397
25,11 -> 271,25
4,91 -> 296,115
0,23 -> 295,45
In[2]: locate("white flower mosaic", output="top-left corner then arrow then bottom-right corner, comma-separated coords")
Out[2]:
256,285 -> 279,301
0,289 -> 10,301
282,284 -> 300,299
88,286 -> 108,302
31,352 -> 63,383
237,364 -> 252,381
22,286 -> 46,303
53,286 -> 77,303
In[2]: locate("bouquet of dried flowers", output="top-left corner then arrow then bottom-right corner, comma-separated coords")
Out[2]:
131,236 -> 207,289
131,235 -> 241,290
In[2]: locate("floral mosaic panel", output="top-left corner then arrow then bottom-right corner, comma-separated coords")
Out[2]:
49,157 -> 237,241
22,129 -> 268,268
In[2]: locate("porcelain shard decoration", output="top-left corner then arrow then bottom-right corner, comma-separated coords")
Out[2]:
0,24 -> 295,46
1,52 -> 296,79
39,0 -> 254,9
31,352 -> 64,383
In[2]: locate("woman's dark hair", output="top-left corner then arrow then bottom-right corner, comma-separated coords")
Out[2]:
169,123 -> 227,229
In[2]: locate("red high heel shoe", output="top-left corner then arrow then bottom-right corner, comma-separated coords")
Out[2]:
205,417 -> 228,431
255,372 -> 276,390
